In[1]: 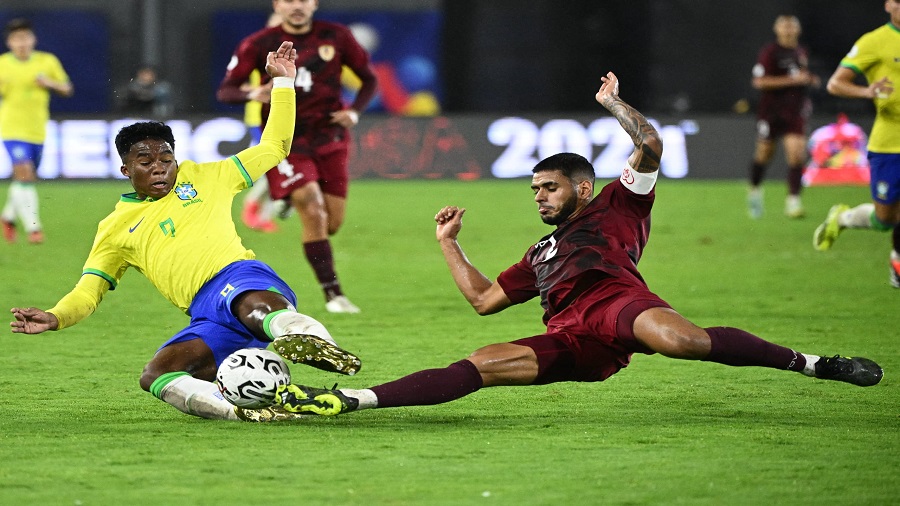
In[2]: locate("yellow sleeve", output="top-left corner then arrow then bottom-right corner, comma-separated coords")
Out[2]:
841,32 -> 878,75
47,54 -> 71,84
46,273 -> 111,330
233,78 -> 296,183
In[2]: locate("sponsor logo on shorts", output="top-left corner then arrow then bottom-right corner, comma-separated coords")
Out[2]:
220,283 -> 235,298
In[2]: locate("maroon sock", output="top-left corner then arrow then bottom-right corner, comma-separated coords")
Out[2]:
370,360 -> 484,408
749,162 -> 767,187
703,326 -> 805,372
787,164 -> 804,195
303,239 -> 343,299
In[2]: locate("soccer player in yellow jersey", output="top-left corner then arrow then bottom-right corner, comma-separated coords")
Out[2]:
0,18 -> 73,244
9,42 -> 361,422
815,0 -> 900,288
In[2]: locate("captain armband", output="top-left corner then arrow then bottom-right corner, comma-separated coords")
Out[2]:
620,164 -> 658,195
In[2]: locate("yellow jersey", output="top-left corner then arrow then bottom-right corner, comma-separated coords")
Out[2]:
840,22 -> 900,153
0,50 -> 70,144
244,69 -> 263,128
47,85 -> 295,329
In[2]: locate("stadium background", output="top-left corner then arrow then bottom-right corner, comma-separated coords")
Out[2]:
0,0 -> 887,180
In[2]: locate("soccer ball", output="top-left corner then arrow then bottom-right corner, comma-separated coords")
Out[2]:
215,348 -> 292,409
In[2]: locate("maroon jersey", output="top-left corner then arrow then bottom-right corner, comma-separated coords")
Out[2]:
753,42 -> 812,119
497,179 -> 654,323
217,21 -> 377,151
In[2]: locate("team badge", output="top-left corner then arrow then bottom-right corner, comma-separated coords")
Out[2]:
174,183 -> 198,200
318,45 -> 335,62
876,181 -> 889,200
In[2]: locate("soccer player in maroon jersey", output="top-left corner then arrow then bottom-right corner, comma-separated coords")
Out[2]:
217,0 -> 377,314
747,15 -> 820,219
230,71 -> 882,422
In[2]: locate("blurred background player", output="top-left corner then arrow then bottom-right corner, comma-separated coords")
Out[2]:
116,64 -> 173,118
815,0 -> 900,288
236,11 -> 283,233
747,15 -> 820,219
0,18 -> 73,244
217,0 -> 378,314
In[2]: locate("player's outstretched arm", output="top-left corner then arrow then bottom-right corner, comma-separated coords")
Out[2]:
235,41 -> 298,182
10,307 -> 59,334
595,71 -> 662,174
435,206 -> 513,316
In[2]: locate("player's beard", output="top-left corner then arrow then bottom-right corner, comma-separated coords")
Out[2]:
540,196 -> 578,225
285,19 -> 312,32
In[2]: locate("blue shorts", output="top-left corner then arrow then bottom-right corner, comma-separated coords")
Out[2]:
160,260 -> 298,366
248,126 -> 262,147
868,152 -> 900,205
3,141 -> 43,167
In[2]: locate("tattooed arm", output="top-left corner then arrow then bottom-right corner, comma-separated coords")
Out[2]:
595,72 -> 663,174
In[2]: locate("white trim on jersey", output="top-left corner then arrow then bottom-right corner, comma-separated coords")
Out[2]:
620,163 -> 657,195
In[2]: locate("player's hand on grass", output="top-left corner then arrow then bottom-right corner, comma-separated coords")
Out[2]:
435,206 -> 465,242
265,41 -> 297,80
10,307 -> 59,334
595,71 -> 620,110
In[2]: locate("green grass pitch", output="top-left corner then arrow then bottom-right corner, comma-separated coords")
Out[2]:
0,178 -> 897,505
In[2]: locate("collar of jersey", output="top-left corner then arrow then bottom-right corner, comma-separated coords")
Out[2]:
120,192 -> 157,203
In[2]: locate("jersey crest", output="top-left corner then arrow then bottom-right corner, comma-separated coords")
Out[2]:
318,45 -> 335,62
174,183 -> 198,200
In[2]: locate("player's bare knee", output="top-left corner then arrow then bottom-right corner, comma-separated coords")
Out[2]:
327,218 -> 344,235
299,204 -> 328,225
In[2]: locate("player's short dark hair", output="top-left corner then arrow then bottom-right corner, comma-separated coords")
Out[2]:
4,18 -> 33,39
533,152 -> 596,185
115,121 -> 176,160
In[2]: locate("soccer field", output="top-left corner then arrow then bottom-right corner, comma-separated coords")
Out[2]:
0,179 -> 897,505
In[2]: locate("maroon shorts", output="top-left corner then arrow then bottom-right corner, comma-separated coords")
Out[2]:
756,114 -> 806,140
511,281 -> 671,384
265,140 -> 350,200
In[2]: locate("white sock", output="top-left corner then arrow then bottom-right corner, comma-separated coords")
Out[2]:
14,182 -> 41,233
339,388 -> 378,410
258,198 -> 275,222
891,250 -> 899,262
268,310 -> 336,346
2,185 -> 16,223
838,203 -> 875,229
801,354 -> 820,377
159,375 -> 239,420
